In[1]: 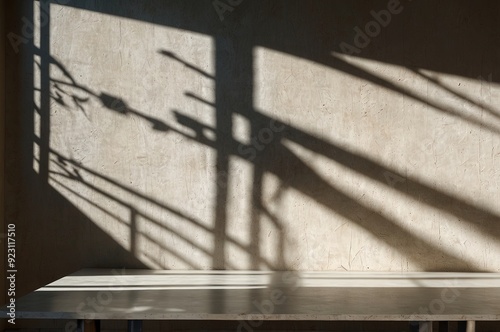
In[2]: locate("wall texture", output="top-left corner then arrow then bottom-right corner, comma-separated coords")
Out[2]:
4,0 -> 500,330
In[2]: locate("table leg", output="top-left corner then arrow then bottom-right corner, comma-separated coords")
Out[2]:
419,321 -> 433,332
76,319 -> 101,332
457,321 -> 475,332
94,320 -> 101,332
439,321 -> 449,332
77,320 -> 83,332
410,321 -> 434,332
128,320 -> 143,332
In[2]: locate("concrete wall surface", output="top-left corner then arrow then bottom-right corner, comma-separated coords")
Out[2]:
4,1 -> 500,329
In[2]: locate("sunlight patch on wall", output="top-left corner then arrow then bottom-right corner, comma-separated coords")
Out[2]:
44,5 -> 217,269
32,142 -> 40,174
232,113 -> 252,147
281,138 -> 500,271
253,46 -> 500,271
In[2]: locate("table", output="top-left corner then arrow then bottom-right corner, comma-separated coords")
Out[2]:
2,269 -> 500,332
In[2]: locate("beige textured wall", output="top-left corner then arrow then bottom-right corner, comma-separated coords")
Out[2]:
7,0 -> 500,293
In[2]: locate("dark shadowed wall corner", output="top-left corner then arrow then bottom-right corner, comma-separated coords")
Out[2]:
1,0 -> 6,330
